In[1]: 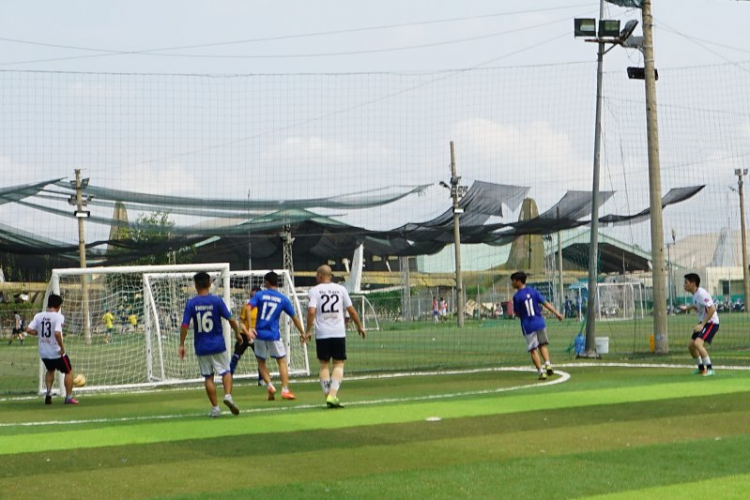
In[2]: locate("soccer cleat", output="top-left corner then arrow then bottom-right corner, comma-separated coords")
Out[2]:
223,397 -> 240,416
538,371 -> 548,381
281,390 -> 296,401
703,369 -> 716,377
209,407 -> 222,418
546,365 -> 554,376
64,397 -> 79,405
267,386 -> 276,401
691,368 -> 705,375
44,394 -> 52,405
326,395 -> 344,408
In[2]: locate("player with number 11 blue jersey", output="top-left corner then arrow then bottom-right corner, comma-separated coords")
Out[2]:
511,271 -> 564,380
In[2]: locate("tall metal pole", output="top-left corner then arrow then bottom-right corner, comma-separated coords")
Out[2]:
557,207 -> 564,312
75,169 -> 91,345
642,0 -> 668,353
735,169 -> 750,309
450,141 -> 465,327
584,0 -> 607,356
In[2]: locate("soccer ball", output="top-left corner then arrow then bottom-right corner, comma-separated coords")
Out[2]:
73,374 -> 87,388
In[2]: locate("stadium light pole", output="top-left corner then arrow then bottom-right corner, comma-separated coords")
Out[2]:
72,169 -> 92,345
575,4 -> 638,356
442,141 -> 467,327
734,168 -> 750,310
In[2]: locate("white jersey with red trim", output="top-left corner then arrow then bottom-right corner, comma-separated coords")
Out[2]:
693,287 -> 719,325
28,311 -> 65,359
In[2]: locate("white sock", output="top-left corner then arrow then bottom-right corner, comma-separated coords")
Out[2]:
320,379 -> 331,395
224,394 -> 233,402
702,356 -> 712,366
213,405 -> 220,411
330,378 -> 341,391
695,357 -> 703,366
538,367 -> 545,374
282,386 -> 289,392
545,360 -> 551,366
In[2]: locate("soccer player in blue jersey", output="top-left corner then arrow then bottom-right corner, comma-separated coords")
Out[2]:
511,271 -> 564,380
180,272 -> 247,417
249,271 -> 306,401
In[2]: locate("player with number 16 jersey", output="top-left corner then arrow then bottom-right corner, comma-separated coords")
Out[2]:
182,293 -> 232,356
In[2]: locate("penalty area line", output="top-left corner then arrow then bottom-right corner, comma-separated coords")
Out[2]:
0,370 -> 570,429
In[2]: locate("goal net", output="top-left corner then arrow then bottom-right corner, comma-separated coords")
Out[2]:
595,282 -> 645,321
41,264 -> 308,393
148,269 -> 310,380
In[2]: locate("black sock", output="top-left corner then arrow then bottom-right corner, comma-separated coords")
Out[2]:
698,364 -> 705,371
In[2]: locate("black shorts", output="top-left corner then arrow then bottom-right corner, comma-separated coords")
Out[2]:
692,323 -> 719,344
234,333 -> 256,356
12,328 -> 22,335
42,355 -> 72,374
316,337 -> 347,361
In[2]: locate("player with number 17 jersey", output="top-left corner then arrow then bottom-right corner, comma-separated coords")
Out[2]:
181,294 -> 233,356
250,289 -> 296,341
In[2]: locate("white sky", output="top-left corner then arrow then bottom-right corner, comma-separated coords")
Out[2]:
1,0 -> 749,250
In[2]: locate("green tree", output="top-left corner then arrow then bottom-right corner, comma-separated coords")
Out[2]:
121,212 -> 195,266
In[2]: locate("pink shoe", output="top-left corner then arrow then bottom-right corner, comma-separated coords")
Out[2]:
281,390 -> 296,401
64,397 -> 79,405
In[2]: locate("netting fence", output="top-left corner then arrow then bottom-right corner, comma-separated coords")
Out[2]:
2,60 -> 750,393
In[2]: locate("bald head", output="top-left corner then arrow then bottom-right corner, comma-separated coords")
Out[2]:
316,264 -> 332,283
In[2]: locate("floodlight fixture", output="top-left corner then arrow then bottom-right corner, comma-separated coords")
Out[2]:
619,20 -> 639,41
598,19 -> 621,38
574,18 -> 596,37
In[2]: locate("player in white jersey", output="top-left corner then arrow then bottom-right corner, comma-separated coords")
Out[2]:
680,273 -> 719,376
25,294 -> 79,405
304,265 -> 366,408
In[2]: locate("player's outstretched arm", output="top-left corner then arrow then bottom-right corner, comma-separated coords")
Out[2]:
304,307 -> 316,344
291,315 -> 306,343
178,325 -> 189,359
346,305 -> 366,339
543,302 -> 564,321
24,327 -> 38,336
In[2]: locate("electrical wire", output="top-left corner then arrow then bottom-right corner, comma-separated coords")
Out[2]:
0,4 -> 591,66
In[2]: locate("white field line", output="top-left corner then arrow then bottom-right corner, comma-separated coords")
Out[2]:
0,365 -> 556,402
0,369 -> 570,429
556,362 -> 750,371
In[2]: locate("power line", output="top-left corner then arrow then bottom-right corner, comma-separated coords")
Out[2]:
0,4 -> 591,66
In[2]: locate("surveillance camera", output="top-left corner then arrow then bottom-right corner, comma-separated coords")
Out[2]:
619,20 -> 639,41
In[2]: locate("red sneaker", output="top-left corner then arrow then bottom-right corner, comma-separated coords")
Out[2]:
281,390 -> 296,401
267,386 -> 276,401
64,397 -> 79,405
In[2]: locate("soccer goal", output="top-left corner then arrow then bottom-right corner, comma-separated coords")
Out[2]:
41,264 -> 309,394
595,282 -> 645,321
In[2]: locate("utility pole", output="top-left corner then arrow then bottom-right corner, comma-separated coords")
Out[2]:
449,141 -> 466,327
557,207 -> 564,313
583,0 -> 607,357
735,168 -> 750,309
642,0 -> 668,353
74,169 -> 91,345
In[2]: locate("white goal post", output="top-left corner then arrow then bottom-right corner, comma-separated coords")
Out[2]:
595,282 -> 645,321
41,264 -> 309,394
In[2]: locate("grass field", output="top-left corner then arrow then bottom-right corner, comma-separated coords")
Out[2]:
2,364 -> 750,499
3,314 -> 750,394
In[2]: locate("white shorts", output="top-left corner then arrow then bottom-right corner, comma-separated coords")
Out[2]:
254,339 -> 287,360
197,351 -> 231,377
524,328 -> 549,352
